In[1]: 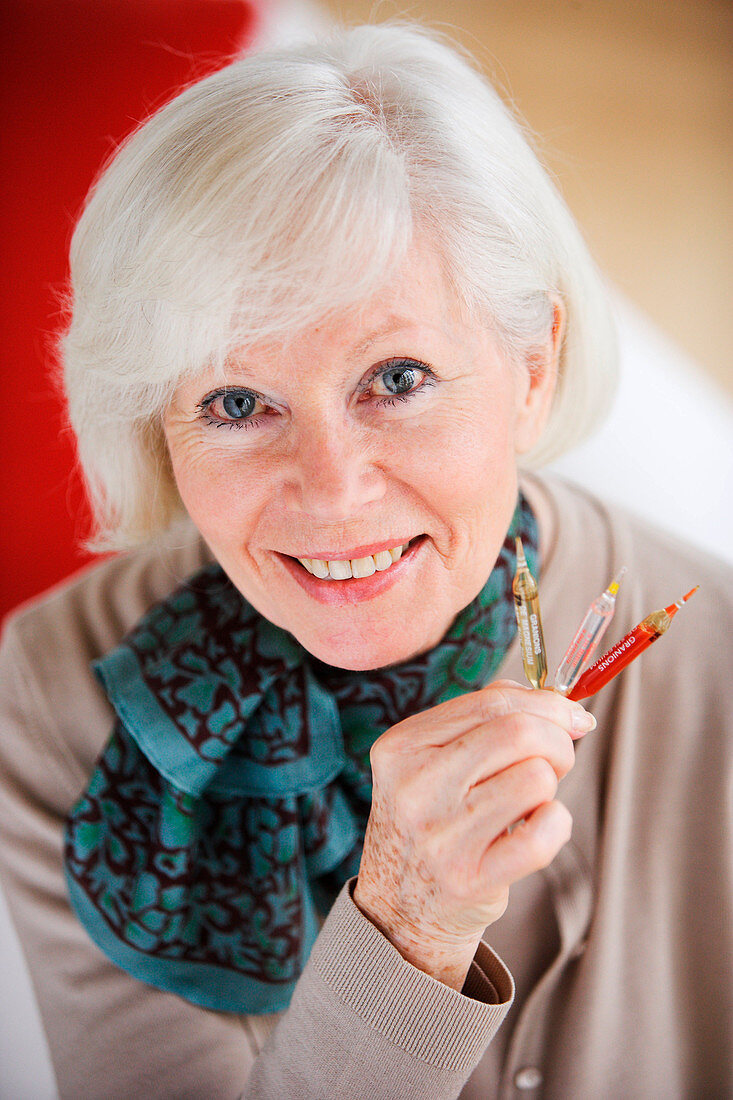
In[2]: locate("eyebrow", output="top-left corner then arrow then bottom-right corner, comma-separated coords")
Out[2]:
351,315 -> 423,358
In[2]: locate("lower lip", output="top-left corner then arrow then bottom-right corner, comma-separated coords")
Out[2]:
276,537 -> 427,606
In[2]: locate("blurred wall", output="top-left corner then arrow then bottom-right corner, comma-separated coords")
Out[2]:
318,0 -> 733,394
0,0 -> 258,621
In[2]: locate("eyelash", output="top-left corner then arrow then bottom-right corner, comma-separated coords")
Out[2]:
196,359 -> 436,430
361,358 -> 436,407
195,389 -> 267,431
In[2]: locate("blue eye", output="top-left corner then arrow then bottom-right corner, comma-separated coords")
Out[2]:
368,358 -> 435,404
197,387 -> 267,428
381,363 -> 419,394
222,392 -> 256,419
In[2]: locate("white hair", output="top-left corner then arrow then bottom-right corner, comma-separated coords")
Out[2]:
61,21 -> 617,550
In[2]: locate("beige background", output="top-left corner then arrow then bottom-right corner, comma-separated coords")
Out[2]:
318,0 -> 732,394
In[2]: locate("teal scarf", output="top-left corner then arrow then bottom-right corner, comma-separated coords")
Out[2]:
64,495 -> 538,1014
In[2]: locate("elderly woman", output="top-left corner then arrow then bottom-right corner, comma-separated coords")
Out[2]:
0,22 -> 731,1100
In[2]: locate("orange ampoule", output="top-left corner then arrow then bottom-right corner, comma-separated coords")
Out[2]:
567,587 -> 698,702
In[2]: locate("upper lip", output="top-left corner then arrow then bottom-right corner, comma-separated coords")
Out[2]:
278,536 -> 419,561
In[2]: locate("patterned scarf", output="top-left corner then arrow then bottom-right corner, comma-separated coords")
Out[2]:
64,494 -> 538,1014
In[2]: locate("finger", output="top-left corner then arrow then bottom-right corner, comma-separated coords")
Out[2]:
424,755 -> 559,869
477,799 -> 573,895
461,755 -> 560,845
386,679 -> 595,751
466,711 -> 576,784
475,682 -> 596,740
416,713 -> 576,802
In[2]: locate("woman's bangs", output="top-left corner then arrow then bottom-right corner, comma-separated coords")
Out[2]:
225,147 -> 413,350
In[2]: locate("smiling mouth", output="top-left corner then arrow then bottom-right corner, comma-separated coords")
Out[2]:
292,537 -> 423,580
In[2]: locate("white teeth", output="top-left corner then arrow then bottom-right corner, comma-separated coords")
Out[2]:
296,539 -> 416,580
351,555 -> 376,578
328,559 -> 352,580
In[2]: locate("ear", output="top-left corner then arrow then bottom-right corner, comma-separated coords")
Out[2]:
513,296 -> 565,455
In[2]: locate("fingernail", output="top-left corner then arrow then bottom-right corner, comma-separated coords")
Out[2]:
572,709 -> 597,734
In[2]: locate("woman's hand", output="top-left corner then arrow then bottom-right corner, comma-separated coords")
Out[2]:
353,680 -> 596,990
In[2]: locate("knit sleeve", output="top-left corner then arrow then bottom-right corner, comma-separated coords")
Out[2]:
244,879 -> 514,1099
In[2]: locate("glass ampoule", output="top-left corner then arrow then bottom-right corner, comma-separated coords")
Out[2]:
553,568 -> 626,696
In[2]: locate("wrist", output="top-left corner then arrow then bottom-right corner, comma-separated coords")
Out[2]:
353,879 -> 481,991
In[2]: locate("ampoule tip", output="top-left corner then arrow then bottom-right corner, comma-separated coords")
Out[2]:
665,586 -> 699,618
607,566 -> 627,597
515,536 -> 527,566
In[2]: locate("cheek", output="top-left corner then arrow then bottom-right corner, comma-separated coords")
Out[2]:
417,403 -> 517,499
408,400 -> 519,572
166,439 -> 268,543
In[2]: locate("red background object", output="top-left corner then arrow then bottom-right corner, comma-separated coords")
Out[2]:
0,0 -> 258,623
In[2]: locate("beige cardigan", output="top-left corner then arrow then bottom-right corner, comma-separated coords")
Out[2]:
0,474 -> 731,1099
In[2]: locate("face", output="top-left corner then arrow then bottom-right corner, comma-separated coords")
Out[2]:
163,240 -> 558,670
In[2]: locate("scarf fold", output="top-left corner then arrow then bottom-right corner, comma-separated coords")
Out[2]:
64,495 -> 538,1013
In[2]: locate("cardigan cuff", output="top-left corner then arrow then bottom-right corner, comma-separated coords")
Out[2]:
308,879 -> 515,1075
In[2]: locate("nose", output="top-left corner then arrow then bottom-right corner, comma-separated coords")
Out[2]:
283,420 -> 386,522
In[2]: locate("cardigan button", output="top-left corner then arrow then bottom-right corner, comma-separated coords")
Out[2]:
514,1066 -> 543,1090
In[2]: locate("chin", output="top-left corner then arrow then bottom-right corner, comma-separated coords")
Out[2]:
296,621 -> 440,672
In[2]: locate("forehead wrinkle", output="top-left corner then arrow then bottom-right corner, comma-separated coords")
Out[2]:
349,314 -> 422,358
